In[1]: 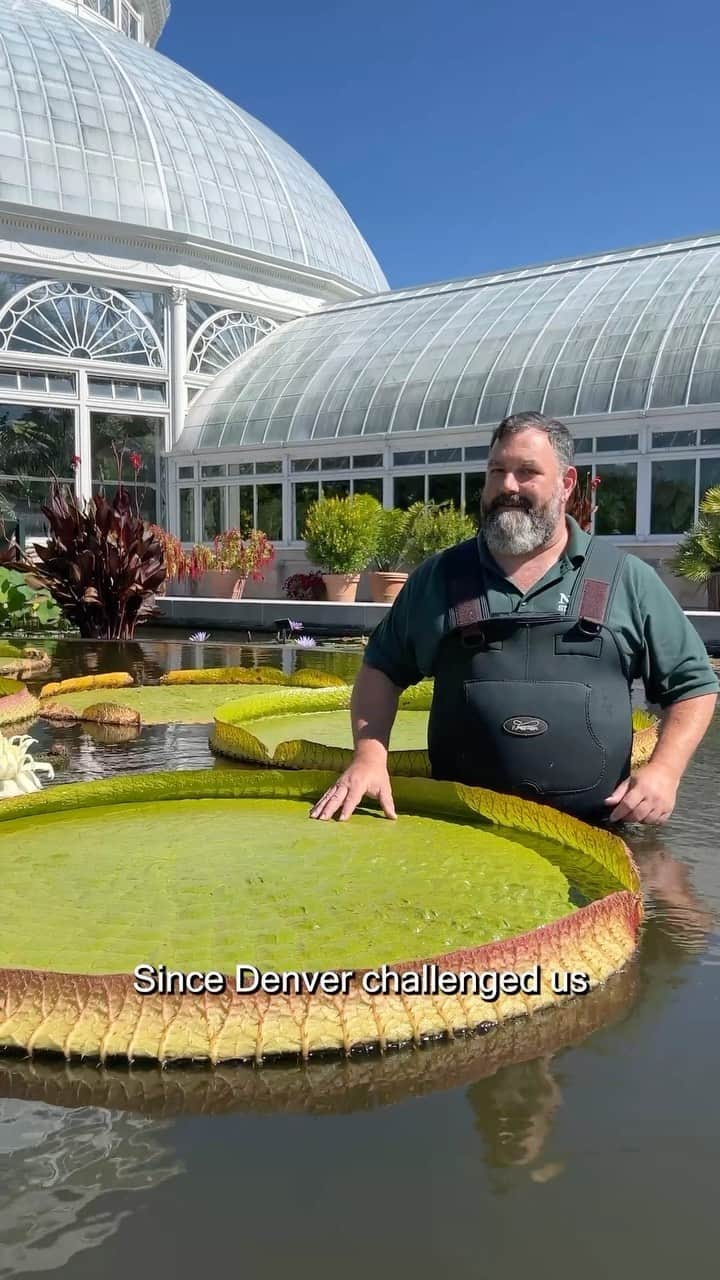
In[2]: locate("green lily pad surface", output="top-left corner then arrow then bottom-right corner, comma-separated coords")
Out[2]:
252,709 -> 427,753
0,797 -> 574,973
44,684 -> 263,724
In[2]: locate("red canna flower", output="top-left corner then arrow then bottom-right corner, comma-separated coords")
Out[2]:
591,476 -> 601,488
129,451 -> 142,472
71,455 -> 81,468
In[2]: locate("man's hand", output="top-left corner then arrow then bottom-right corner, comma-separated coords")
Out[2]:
309,757 -> 397,822
604,762 -> 679,825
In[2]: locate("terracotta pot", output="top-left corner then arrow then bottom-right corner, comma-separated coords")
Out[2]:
322,573 -> 360,603
368,571 -> 408,604
201,571 -> 247,599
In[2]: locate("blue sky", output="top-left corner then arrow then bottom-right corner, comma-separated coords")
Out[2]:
159,0 -> 720,290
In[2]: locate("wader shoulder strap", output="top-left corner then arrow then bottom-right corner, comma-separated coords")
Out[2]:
444,537 -> 489,629
566,538 -> 627,625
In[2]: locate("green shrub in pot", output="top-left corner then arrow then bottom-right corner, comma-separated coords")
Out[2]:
303,494 -> 380,602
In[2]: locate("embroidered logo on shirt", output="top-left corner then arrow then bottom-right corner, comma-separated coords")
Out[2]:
557,592 -> 570,615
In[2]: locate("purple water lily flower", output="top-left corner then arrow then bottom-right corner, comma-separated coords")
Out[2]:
293,634 -> 317,647
189,630 -> 210,642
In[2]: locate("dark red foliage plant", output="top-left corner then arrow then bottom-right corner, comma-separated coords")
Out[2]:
567,473 -> 601,532
26,482 -> 166,640
283,571 -> 326,600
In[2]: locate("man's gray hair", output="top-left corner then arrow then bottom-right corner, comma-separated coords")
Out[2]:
489,411 -> 575,469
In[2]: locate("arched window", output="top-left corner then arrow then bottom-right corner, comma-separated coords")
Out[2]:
187,310 -> 277,376
0,282 -> 164,367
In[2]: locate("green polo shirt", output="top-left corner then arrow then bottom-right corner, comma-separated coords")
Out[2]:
364,516 -> 719,709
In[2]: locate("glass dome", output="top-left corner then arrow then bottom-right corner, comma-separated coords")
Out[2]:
0,0 -> 386,293
177,234 -> 720,449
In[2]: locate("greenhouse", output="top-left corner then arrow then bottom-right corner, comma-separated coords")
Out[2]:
1,2 -> 720,603
0,0 -> 385,542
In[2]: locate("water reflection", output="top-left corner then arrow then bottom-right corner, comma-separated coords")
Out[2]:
0,1100 -> 181,1278
15,635 -> 365,691
0,962 -> 638,1121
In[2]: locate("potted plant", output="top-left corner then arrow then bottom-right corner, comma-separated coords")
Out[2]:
367,505 -> 411,603
667,484 -> 720,610
402,500 -> 477,569
206,528 -> 275,599
302,494 -> 379,602
567,473 -> 601,531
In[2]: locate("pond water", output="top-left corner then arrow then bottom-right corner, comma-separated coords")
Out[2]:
1,635 -> 719,1278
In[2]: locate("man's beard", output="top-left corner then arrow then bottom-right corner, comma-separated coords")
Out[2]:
482,489 -> 564,556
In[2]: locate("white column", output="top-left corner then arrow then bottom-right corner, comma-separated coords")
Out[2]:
77,370 -> 92,506
169,287 -> 187,446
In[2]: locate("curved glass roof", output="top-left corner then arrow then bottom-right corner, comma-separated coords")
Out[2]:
0,0 -> 386,293
178,234 -> 720,451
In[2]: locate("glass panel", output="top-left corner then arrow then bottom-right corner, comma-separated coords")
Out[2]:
291,458 -> 318,472
394,474 -> 425,508
352,453 -> 383,469
428,473 -> 461,506
699,457 -> 720,504
651,431 -> 696,449
0,477 -> 62,543
321,456 -> 351,471
293,481 -> 319,539
47,372 -> 76,394
353,477 -> 383,501
594,463 -> 637,535
464,445 -> 489,461
700,429 -> 720,446
393,450 -> 425,466
256,483 -> 283,539
650,460 -> 695,534
178,465 -> 194,479
228,462 -> 254,476
255,460 -> 282,474
201,487 -> 224,541
179,488 -> 194,542
321,479 -> 350,500
464,471 -> 485,523
88,378 -> 114,398
227,485 -> 254,533
429,448 -> 462,463
114,381 -> 140,401
90,414 -> 162,485
573,437 -> 594,453
139,383 -> 166,404
0,370 -> 18,390
595,434 -> 639,453
0,404 -> 75,478
19,372 -> 47,393
201,465 -> 225,478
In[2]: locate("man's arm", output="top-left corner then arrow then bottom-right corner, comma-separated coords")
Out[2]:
309,664 -> 402,821
605,691 -> 717,824
604,558 -> 719,824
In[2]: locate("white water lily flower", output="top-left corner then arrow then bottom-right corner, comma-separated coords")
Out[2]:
0,735 -> 54,799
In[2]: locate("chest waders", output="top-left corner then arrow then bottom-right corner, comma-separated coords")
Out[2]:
427,537 -> 633,820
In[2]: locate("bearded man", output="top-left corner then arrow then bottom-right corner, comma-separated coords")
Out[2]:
311,411 -> 718,826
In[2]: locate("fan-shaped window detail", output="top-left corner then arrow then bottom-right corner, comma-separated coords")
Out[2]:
187,311 -> 278,377
0,282 -> 165,368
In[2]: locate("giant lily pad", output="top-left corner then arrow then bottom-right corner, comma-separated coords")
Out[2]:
41,667 -> 348,726
0,960 -> 638,1116
41,683 -> 266,725
0,769 -> 641,1064
0,677 -> 40,726
210,684 -> 656,775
